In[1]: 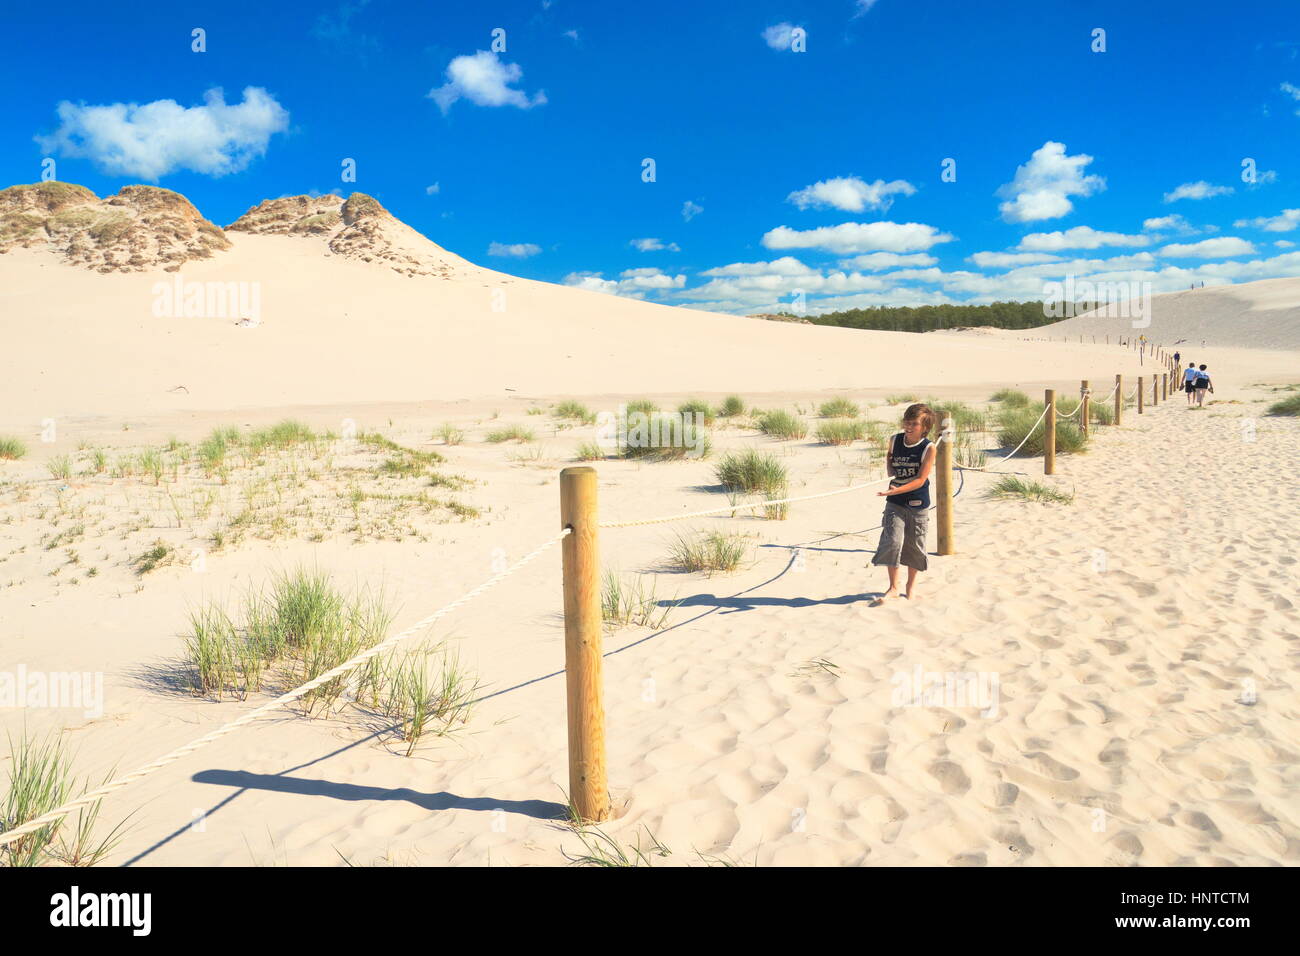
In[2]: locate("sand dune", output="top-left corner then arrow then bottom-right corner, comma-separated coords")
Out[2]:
1,182 -> 1297,869
1036,277 -> 1300,350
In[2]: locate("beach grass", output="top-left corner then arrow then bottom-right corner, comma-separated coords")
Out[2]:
485,425 -> 535,443
818,397 -> 860,418
554,400 -> 596,424
995,403 -> 1087,456
1267,393 -> 1300,415
714,449 -> 787,495
717,395 -> 746,417
619,413 -> 710,461
987,475 -> 1075,505
667,530 -> 747,574
815,419 -> 868,445
0,437 -> 26,460
601,570 -> 674,629
989,388 -> 1030,407
755,409 -> 808,440
676,399 -> 716,426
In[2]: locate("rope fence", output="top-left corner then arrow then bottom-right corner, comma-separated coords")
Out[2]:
1,350 -> 1173,841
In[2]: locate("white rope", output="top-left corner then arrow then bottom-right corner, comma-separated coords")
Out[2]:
0,529 -> 571,850
599,432 -> 951,529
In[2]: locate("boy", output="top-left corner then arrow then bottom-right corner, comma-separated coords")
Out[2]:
1183,361 -> 1199,405
871,403 -> 937,604
1195,364 -> 1214,406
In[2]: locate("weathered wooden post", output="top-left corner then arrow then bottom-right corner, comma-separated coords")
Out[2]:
560,466 -> 610,823
1080,380 -> 1090,437
936,417 -> 954,555
1114,374 -> 1122,426
1138,376 -> 1145,415
1044,389 -> 1056,475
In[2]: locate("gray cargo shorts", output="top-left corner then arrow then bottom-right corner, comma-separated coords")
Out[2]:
872,500 -> 929,571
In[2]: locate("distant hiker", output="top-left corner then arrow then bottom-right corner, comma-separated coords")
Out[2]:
1195,364 -> 1214,406
1173,350 -> 1181,366
871,403 -> 937,605
1183,362 -> 1199,404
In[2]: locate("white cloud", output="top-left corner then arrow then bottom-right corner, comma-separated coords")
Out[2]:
762,220 -> 954,253
786,176 -> 915,213
1159,237 -> 1256,258
487,241 -> 541,258
35,86 -> 289,180
1017,226 -> 1150,251
629,237 -> 680,252
1277,240 -> 1296,248
1163,181 -> 1234,203
428,51 -> 546,115
563,268 -> 683,298
852,0 -> 881,18
1233,208 -> 1300,232
838,252 -> 937,270
563,30 -> 580,43
700,256 -> 818,277
682,200 -> 704,222
1282,81 -> 1300,114
996,141 -> 1105,223
425,182 -> 440,195
762,23 -> 800,50
1142,214 -> 1194,233
968,251 -> 1062,268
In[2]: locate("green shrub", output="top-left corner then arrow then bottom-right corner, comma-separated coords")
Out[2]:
0,437 -> 26,460
756,409 -> 807,440
816,419 -> 868,445
714,449 -> 787,494
1267,393 -> 1300,415
818,397 -> 860,418
619,413 -> 710,460
676,399 -> 715,426
989,388 -> 1030,407
667,530 -> 748,574
717,395 -> 746,417
988,476 -> 1074,505
554,400 -> 595,424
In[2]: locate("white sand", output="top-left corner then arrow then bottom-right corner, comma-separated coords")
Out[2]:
2,235 -> 1298,867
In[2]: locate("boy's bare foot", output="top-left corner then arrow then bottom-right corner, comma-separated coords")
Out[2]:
871,588 -> 900,607
905,587 -> 921,602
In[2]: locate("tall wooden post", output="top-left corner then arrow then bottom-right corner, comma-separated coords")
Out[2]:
1152,374 -> 1159,407
1137,376 -> 1144,415
1080,380 -> 1090,437
936,417 -> 954,555
560,466 -> 610,823
1044,389 -> 1056,475
1114,374 -> 1122,426
1162,372 -> 1168,400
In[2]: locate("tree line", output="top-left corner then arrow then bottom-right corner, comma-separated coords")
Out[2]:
775,300 -> 1104,333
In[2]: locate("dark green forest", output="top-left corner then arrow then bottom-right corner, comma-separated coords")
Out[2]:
770,300 -> 1104,333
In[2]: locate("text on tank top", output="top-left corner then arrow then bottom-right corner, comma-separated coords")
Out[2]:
887,433 -> 931,509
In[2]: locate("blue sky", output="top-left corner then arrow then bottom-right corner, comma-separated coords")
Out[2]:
3,0 -> 1299,314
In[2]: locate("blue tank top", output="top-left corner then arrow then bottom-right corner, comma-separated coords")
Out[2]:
887,433 -> 931,509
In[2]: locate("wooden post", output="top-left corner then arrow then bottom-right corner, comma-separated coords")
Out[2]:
936,417 -> 954,555
1080,380 -> 1090,437
560,466 -> 610,823
1114,374 -> 1122,426
1152,374 -> 1159,407
1162,372 -> 1168,401
1138,376 -> 1144,415
1044,389 -> 1056,475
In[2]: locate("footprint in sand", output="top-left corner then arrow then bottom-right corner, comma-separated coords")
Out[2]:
928,760 -> 972,796
1098,738 -> 1129,784
1180,810 -> 1224,842
1022,751 -> 1081,781
948,851 -> 987,866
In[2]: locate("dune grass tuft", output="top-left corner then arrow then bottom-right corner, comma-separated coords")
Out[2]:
0,437 -> 26,460
755,409 -> 808,440
988,476 -> 1075,505
818,397 -> 860,418
989,388 -> 1030,407
815,419 -> 868,445
995,403 -> 1087,456
715,449 -> 787,495
554,400 -> 596,424
1267,393 -> 1300,415
667,530 -> 748,574
485,425 -> 535,443
619,413 -> 710,460
717,395 -> 746,417
676,399 -> 715,426
601,570 -> 674,629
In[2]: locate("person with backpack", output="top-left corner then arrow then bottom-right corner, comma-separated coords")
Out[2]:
1194,364 -> 1214,407
1183,362 -> 1199,405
